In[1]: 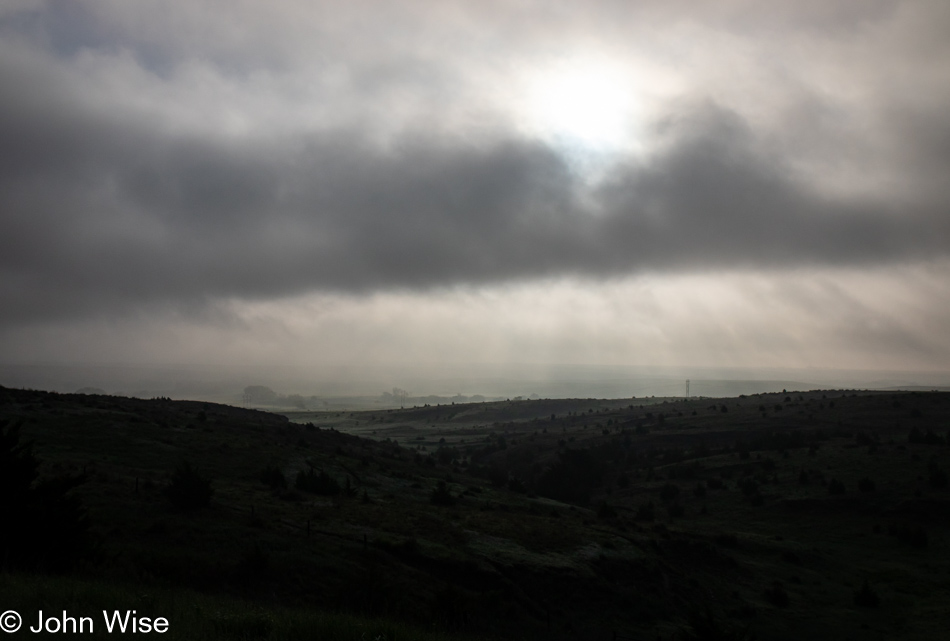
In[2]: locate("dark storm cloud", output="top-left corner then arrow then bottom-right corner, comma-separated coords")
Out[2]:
2,63 -> 948,330
2,0 -> 950,329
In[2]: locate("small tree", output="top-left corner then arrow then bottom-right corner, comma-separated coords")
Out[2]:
1,421 -> 89,571
165,461 -> 213,510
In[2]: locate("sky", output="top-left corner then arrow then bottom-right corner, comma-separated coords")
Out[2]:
2,0 -> 950,395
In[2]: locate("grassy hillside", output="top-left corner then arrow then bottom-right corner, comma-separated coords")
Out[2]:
2,385 -> 949,639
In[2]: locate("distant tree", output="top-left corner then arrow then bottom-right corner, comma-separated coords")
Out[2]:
285,394 -> 307,409
243,385 -> 278,406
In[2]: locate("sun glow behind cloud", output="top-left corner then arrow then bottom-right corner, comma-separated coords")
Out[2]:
518,57 -> 643,164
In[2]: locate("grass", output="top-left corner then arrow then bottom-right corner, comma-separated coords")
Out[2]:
0,572 -> 457,640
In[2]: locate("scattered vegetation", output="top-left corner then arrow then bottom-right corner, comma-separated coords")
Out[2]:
2,385 -> 949,640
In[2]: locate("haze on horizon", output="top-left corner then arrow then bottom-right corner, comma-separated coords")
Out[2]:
2,1 -> 950,395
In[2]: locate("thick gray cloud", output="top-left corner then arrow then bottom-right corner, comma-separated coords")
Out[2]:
1,0 -> 949,330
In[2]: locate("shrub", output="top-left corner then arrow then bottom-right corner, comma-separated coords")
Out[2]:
165,461 -> 213,510
739,478 -> 759,497
295,468 -> 341,495
764,582 -> 789,607
234,545 -> 269,586
929,463 -> 948,489
430,481 -> 456,506
635,501 -> 655,522
597,501 -> 617,519
713,533 -> 738,548
260,464 -> 287,490
681,607 -> 754,641
828,479 -> 846,495
507,477 -> 527,493
853,580 -> 880,608
659,483 -> 681,503
535,449 -> 599,505
890,522 -> 928,548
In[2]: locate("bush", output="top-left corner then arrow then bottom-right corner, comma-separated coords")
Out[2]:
635,501 -> 655,522
764,582 -> 789,607
853,580 -> 880,608
535,449 -> 599,505
165,461 -> 213,510
890,522 -> 928,548
597,501 -> 617,519
828,479 -> 846,495
681,607 -> 754,641
713,533 -> 738,548
430,481 -> 456,506
660,483 -> 681,503
234,545 -> 269,586
260,464 -> 287,490
739,478 -> 759,498
929,463 -> 948,489
507,477 -> 527,493
294,468 -> 341,495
